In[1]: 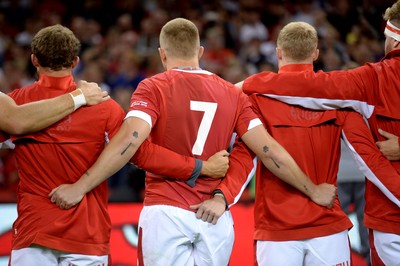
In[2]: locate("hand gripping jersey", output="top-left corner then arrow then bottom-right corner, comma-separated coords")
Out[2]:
9,75 -> 125,255
126,68 -> 261,211
240,58 -> 400,235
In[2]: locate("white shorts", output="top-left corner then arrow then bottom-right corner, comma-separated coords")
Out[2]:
370,229 -> 400,266
256,230 -> 350,266
10,245 -> 108,266
137,205 -> 234,266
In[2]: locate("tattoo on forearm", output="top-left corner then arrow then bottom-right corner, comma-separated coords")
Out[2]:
85,172 -> 90,176
304,185 -> 309,192
263,145 -> 280,168
120,131 -> 139,155
271,158 -> 280,168
121,143 -> 132,155
263,146 -> 269,153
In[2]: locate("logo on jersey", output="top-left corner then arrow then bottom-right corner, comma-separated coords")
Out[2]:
131,101 -> 148,108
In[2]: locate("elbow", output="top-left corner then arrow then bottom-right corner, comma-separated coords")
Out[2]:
6,122 -> 31,135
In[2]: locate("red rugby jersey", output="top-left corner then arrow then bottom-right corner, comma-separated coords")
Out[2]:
127,69 -> 260,210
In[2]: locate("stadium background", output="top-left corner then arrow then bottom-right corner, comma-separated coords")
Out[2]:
0,0 -> 394,265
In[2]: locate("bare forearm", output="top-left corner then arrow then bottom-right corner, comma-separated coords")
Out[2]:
15,94 -> 75,134
242,125 -> 316,197
76,146 -> 134,194
76,117 -> 150,194
1,91 -> 82,135
4,80 -> 109,135
259,143 -> 316,197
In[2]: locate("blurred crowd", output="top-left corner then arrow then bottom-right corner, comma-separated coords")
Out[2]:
0,0 -> 394,202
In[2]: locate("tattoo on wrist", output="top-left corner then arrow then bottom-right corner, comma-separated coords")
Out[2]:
304,185 -> 309,192
121,143 -> 132,155
133,131 -> 138,138
85,172 -> 90,176
263,145 -> 280,168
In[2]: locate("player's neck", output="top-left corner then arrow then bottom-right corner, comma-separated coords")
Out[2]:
279,57 -> 314,68
166,58 -> 200,70
37,67 -> 73,77
173,66 -> 202,70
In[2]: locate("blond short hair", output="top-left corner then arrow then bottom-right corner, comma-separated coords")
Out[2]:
159,18 -> 200,59
277,22 -> 318,61
31,24 -> 80,71
384,0 -> 400,26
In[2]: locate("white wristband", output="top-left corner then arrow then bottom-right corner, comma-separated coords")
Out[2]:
69,89 -> 87,110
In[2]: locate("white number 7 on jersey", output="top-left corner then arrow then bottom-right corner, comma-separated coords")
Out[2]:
190,101 -> 218,155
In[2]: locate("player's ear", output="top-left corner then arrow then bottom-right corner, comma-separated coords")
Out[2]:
313,49 -> 319,61
72,56 -> 80,68
198,46 -> 204,60
31,54 -> 40,68
276,47 -> 283,60
158,48 -> 166,62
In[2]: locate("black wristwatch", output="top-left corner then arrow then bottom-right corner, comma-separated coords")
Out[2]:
213,189 -> 228,210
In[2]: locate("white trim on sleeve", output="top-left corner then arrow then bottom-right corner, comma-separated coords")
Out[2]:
125,110 -> 152,129
341,131 -> 400,207
248,118 -> 263,130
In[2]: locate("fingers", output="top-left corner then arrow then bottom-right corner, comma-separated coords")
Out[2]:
217,150 -> 230,157
375,141 -> 382,149
49,187 -> 59,198
206,213 -> 214,223
200,211 -> 215,223
61,203 -> 72,210
49,189 -> 69,209
195,207 -> 204,219
189,204 -> 200,210
100,95 -> 111,102
55,199 -> 72,209
192,203 -> 216,223
58,201 -> 65,209
378,128 -> 395,138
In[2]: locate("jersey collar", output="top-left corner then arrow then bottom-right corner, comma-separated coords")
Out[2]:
278,64 -> 313,73
36,74 -> 75,90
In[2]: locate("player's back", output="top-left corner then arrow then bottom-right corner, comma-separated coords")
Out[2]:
8,75 -> 125,254
250,95 -> 352,241
130,69 -> 257,210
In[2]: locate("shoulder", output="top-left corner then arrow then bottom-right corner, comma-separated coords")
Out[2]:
85,97 -> 126,118
7,84 -> 36,101
99,98 -> 125,111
